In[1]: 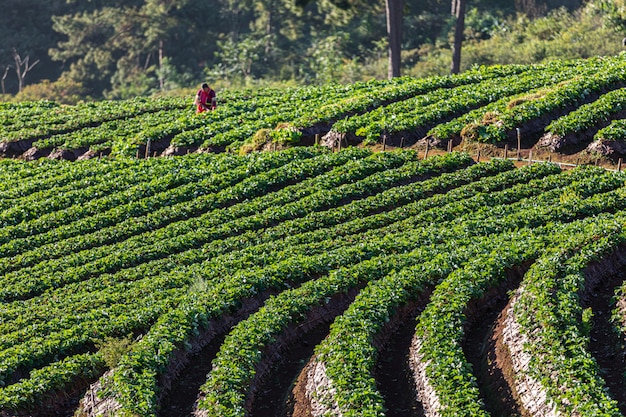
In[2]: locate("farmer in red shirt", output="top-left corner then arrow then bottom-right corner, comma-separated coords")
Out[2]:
195,83 -> 217,113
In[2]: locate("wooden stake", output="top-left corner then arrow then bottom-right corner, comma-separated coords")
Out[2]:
424,142 -> 429,159
516,128 -> 521,160
400,137 -> 405,148
504,144 -> 508,160
477,150 -> 481,163
619,158 -> 623,172
315,134 -> 319,146
145,140 -> 151,159
382,136 -> 387,151
528,149 -> 532,166
447,139 -> 452,153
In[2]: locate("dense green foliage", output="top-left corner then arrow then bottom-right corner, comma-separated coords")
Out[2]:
1,144 -> 626,416
1,0 -> 616,101
4,54 -> 626,417
3,54 -> 626,158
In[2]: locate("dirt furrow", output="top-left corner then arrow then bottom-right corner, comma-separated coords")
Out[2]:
246,288 -> 362,417
462,264 -> 529,417
375,312 -> 425,417
78,290 -> 277,417
584,267 -> 626,414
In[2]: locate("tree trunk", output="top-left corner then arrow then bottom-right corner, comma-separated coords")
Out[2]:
450,0 -> 466,74
386,0 -> 405,79
158,39 -> 164,90
12,49 -> 39,93
1,66 -> 9,95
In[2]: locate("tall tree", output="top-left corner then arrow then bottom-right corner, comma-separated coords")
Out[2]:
0,0 -> 70,94
450,0 -> 466,74
12,48 -> 40,92
296,0 -> 400,79
50,0 -> 215,98
386,0 -> 405,78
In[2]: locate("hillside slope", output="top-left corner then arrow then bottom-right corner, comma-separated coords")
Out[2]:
1,54 -> 626,168
1,148 -> 626,416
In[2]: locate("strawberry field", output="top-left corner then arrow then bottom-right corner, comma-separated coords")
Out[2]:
3,55 -> 626,417
2,54 -> 626,162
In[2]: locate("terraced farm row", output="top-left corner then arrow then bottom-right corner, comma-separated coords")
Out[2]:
2,146 -> 626,416
3,54 -> 626,162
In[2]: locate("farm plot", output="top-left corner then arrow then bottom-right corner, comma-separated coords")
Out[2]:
5,54 -> 626,162
1,147 -> 626,417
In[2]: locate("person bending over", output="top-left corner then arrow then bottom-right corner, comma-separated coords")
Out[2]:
195,83 -> 217,113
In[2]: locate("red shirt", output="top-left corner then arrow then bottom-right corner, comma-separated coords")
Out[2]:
196,88 -> 216,113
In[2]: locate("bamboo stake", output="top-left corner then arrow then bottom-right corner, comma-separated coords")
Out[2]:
145,140 -> 151,159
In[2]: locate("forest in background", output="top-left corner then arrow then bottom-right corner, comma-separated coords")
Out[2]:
1,0 -> 626,103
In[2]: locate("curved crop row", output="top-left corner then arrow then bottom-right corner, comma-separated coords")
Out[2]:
198,166 -> 604,416
461,55 -> 626,144
5,144 -> 626,417
88,162 -> 610,416
503,217 -> 626,416
410,185 -> 626,416
329,59 -> 589,145
300,169 -> 626,417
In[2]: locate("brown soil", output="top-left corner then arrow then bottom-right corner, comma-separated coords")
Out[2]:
250,321 -> 332,417
466,249 -> 626,417
584,267 -> 626,414
570,245 -> 626,415
462,265 -> 529,417
291,363 -> 314,417
158,333 -> 225,416
466,297 -> 523,417
375,312 -> 425,417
